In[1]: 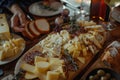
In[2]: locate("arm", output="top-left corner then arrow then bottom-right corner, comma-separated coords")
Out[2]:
10,4 -> 27,32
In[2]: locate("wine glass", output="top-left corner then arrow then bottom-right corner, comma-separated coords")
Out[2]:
104,0 -> 120,30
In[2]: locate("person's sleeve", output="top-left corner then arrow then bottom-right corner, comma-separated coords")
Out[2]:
0,0 -> 17,8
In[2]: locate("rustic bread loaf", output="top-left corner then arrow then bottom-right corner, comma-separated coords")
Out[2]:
29,21 -> 40,37
35,19 -> 50,34
22,22 -> 34,39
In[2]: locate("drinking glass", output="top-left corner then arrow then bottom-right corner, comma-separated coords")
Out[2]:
104,0 -> 120,30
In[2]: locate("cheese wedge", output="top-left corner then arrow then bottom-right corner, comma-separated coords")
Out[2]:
25,72 -> 37,79
21,63 -> 35,73
46,71 -> 60,80
34,56 -> 47,65
35,61 -> 50,73
0,14 -> 10,40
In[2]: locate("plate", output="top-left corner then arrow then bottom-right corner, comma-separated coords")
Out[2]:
0,34 -> 25,65
29,1 -> 63,17
86,68 -> 120,80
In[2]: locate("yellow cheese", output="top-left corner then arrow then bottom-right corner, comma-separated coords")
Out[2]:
77,57 -> 85,64
11,38 -> 24,47
46,71 -> 60,80
0,14 -> 10,40
34,56 -> 47,65
25,72 -> 37,79
35,61 -> 50,73
49,58 -> 64,70
21,63 -> 35,73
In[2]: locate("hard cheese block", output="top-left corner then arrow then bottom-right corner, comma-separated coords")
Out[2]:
0,14 -> 10,40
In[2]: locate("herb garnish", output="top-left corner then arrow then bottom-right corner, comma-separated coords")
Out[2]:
63,49 -> 78,71
69,14 -> 80,34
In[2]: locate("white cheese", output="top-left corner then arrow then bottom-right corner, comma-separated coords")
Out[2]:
0,14 -> 10,40
39,33 -> 62,57
60,30 -> 70,44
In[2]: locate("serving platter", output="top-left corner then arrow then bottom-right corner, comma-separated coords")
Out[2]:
81,40 -> 120,80
14,20 -> 107,80
0,33 -> 25,65
29,1 -> 63,17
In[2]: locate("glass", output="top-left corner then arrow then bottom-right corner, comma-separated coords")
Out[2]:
75,0 -> 91,20
90,0 -> 110,22
61,0 -> 91,20
104,0 -> 120,30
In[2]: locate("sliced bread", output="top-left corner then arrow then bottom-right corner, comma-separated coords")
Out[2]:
22,22 -> 34,39
35,19 -> 50,34
29,21 -> 40,37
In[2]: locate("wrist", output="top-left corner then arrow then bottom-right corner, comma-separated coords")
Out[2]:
10,4 -> 23,14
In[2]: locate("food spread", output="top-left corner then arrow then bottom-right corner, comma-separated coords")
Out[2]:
15,20 -> 107,80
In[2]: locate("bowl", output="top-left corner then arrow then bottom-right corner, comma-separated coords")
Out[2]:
86,68 -> 120,80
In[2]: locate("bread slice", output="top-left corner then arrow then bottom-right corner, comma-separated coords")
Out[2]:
22,22 -> 34,39
35,19 -> 50,34
29,21 -> 40,37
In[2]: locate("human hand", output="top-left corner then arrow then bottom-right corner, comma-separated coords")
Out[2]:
10,4 -> 28,32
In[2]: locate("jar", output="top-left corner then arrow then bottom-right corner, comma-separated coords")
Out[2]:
90,0 -> 110,22
109,5 -> 120,39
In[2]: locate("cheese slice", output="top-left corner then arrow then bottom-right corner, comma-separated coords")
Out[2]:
46,71 -> 60,80
21,63 -> 35,73
0,14 -> 10,40
25,72 -> 37,79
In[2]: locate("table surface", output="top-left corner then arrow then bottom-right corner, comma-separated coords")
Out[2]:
0,4 -> 120,80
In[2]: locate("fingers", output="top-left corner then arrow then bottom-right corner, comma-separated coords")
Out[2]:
13,26 -> 25,32
11,14 -> 25,32
19,13 -> 27,27
11,14 -> 19,28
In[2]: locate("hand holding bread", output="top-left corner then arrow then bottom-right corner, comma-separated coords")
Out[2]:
10,4 -> 28,32
22,19 -> 50,40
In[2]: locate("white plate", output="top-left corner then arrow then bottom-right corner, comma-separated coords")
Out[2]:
0,34 -> 25,65
29,1 -> 63,17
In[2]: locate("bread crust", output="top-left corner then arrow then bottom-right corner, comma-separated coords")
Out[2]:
22,22 -> 34,39
34,19 -> 50,34
29,21 -> 41,37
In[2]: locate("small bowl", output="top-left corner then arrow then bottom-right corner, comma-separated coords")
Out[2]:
86,68 -> 120,80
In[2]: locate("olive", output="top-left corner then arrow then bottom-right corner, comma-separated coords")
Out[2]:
94,74 -> 99,80
100,76 -> 108,80
97,69 -> 105,76
105,73 -> 111,79
89,75 -> 94,80
61,9 -> 70,17
55,17 -> 64,25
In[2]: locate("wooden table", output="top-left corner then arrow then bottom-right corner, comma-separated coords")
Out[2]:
0,11 -> 120,80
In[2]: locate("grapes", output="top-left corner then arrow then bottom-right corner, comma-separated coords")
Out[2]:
55,17 -> 64,25
97,70 -> 105,76
61,9 -> 70,17
88,69 -> 117,80
105,73 -> 111,79
89,75 -> 94,80
100,76 -> 108,80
